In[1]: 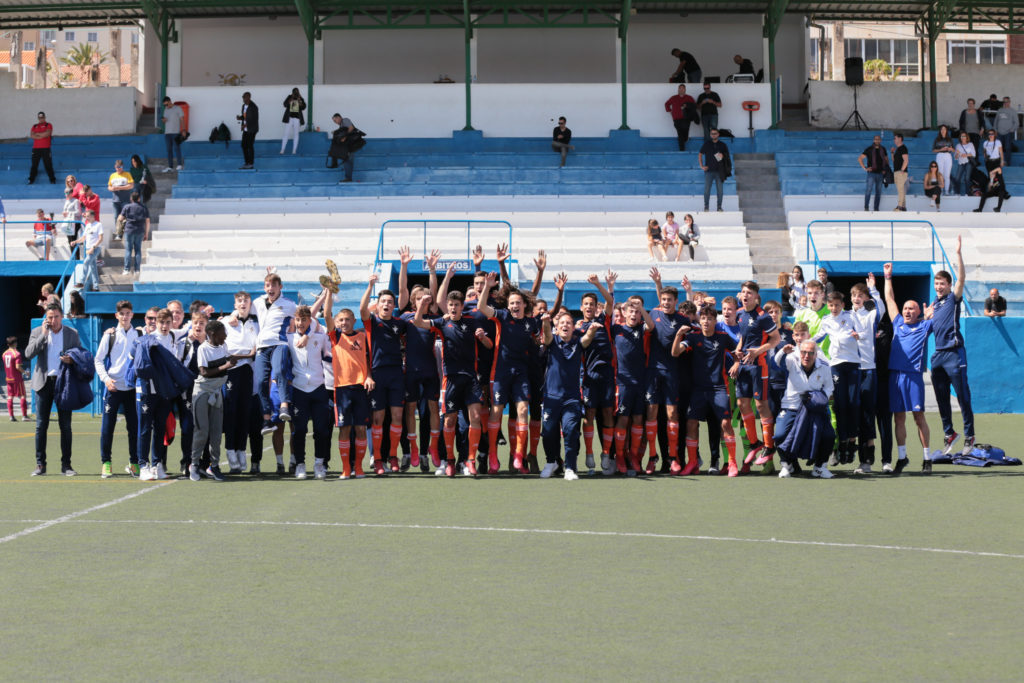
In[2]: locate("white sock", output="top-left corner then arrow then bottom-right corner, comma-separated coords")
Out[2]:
315,458 -> 324,467
922,447 -> 931,461
225,450 -> 239,469
275,453 -> 284,465
897,445 -> 907,460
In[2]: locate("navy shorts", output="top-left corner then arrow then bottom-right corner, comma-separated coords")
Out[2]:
615,383 -> 646,418
735,363 -> 768,400
442,374 -> 483,414
645,367 -> 680,407
370,367 -> 405,410
334,385 -> 370,428
687,387 -> 730,422
492,365 -> 530,406
583,367 -> 616,410
404,372 -> 441,403
890,370 -> 925,413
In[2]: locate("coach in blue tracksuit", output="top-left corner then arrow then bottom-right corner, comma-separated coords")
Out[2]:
928,235 -> 976,459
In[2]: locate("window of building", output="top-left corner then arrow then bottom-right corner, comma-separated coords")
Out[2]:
87,32 -> 98,42
23,41 -> 35,51
948,40 -> 1006,65
131,32 -> 139,45
41,30 -> 56,42
844,38 -> 919,77
64,31 -> 75,41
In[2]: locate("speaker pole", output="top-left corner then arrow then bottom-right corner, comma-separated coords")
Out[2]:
841,86 -> 869,130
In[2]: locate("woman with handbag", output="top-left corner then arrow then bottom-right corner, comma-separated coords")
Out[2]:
281,87 -> 306,155
59,187 -> 81,248
129,154 -> 157,204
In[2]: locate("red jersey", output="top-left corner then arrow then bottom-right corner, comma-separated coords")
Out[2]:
31,122 -> 53,149
79,192 -> 100,221
3,349 -> 24,383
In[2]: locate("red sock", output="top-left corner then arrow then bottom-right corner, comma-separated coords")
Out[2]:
354,437 -> 367,475
529,420 -> 542,456
339,438 -> 352,478
583,425 -> 595,456
761,417 -> 775,448
508,420 -> 518,455
21,397 -> 26,417
614,428 -> 627,466
371,425 -> 383,463
443,424 -> 456,461
645,420 -> 658,459
600,427 -> 613,455
406,432 -> 420,463
468,426 -> 482,461
429,429 -> 440,465
724,435 -> 737,466
741,411 -> 759,444
389,425 -> 402,458
6,398 -> 12,418
488,418 -> 501,458
630,425 -> 644,458
686,437 -> 699,464
667,421 -> 679,462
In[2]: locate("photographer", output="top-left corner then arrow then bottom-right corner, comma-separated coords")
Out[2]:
328,112 -> 365,183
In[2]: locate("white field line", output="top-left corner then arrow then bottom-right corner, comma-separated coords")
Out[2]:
0,516 -> 1021,560
0,481 -> 175,545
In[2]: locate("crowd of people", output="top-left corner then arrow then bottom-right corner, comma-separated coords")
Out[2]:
20,236 -> 977,482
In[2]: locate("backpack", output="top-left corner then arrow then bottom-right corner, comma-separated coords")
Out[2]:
209,122 -> 232,147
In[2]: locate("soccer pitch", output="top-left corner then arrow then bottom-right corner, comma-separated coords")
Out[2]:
1,412 -> 1022,681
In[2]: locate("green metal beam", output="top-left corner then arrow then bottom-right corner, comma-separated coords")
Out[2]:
618,0 -> 630,130
463,0 -> 473,131
763,0 -> 790,128
295,0 -> 317,131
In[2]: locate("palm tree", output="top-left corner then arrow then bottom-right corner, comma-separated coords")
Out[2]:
59,43 -> 108,87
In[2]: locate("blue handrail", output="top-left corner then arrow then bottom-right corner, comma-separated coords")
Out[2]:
373,219 -> 514,274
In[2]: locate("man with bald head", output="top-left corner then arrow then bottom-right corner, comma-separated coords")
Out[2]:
882,263 -> 932,474
984,288 -> 1006,317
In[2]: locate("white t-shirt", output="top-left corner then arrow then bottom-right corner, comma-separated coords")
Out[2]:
254,294 -> 298,348
82,221 -> 103,250
224,317 -> 259,368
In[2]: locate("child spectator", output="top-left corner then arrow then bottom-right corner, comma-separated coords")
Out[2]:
4,336 -> 28,421
26,208 -> 55,260
189,320 -> 236,481
646,218 -> 667,261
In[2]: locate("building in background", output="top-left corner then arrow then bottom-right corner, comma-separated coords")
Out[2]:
1,27 -> 139,89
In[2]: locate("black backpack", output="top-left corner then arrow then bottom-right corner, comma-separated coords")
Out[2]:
209,122 -> 231,147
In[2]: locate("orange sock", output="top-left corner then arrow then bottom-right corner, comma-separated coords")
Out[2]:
741,411 -> 759,444
600,427 -> 614,455
529,420 -> 542,456
583,425 -> 595,456
428,429 -> 440,465
761,417 -> 775,448
389,425 -> 402,458
354,437 -> 367,475
443,424 -> 456,461
487,418 -> 501,458
667,421 -> 679,462
339,438 -> 352,478
630,425 -> 644,458
724,435 -> 737,466
645,420 -> 658,459
468,426 -> 482,461
508,420 -> 518,455
371,425 -> 383,463
515,421 -> 528,458
614,428 -> 627,467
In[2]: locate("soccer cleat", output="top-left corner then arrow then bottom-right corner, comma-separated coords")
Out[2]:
853,463 -> 872,475
707,465 -> 720,475
812,465 -> 834,479
314,462 -> 326,480
669,458 -> 683,476
237,451 -> 248,471
585,453 -> 596,472
250,462 -> 261,475
276,463 -> 286,476
228,466 -> 243,475
295,463 -> 307,480
318,275 -> 339,295
373,459 -> 386,476
892,458 -> 909,475
339,472 -> 351,480
410,451 -> 420,468
101,462 -> 113,479
445,461 -> 455,477
960,436 -> 976,457
400,454 -> 411,472
600,453 -> 611,474
208,466 -> 225,482
540,462 -> 558,479
139,466 -> 155,481
465,459 -> 478,477
9,416 -> 15,422
828,452 -> 840,468
744,442 -> 765,466
154,463 -> 169,480
921,459 -> 932,474
778,463 -> 792,478
564,468 -> 579,481
488,452 -> 500,475
644,455 -> 659,475
754,447 -> 775,467
189,464 -> 201,481
325,258 -> 343,284
278,405 -> 291,422
727,462 -> 739,477
512,454 -> 524,473
62,468 -> 77,477
430,450 -> 442,468
680,458 -> 700,476
388,456 -> 400,473
434,465 -> 447,477
739,461 -> 751,475
881,462 -> 894,473
261,420 -> 276,435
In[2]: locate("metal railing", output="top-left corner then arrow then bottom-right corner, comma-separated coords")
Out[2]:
373,219 -> 514,274
1,219 -> 83,295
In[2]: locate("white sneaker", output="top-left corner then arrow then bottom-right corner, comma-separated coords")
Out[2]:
237,450 -> 248,471
154,462 -> 169,480
882,462 -> 894,473
434,465 -> 446,477
540,463 -> 557,479
564,468 -> 579,481
176,165 -> 183,171
226,449 -> 240,471
139,466 -> 155,481
853,463 -> 872,475
189,464 -> 200,481
778,463 -> 792,478
295,463 -> 307,480
314,459 -> 326,479
163,167 -> 172,173
812,465 -> 834,479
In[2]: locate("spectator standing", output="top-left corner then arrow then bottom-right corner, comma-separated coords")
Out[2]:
789,266 -> 807,310
696,82 -> 722,141
858,134 -> 888,211
932,125 -> 954,195
119,192 -> 150,275
951,132 -> 976,196
891,132 -> 909,211
984,288 -> 1007,317
974,166 -> 1010,212
237,91 -> 259,170
817,266 -> 836,297
64,174 -> 84,200
994,97 -> 1018,165
25,208 -> 55,260
161,97 -> 185,171
698,128 -> 729,212
78,185 -> 100,226
923,161 -> 943,211
664,85 -> 696,151
982,129 -> 1004,170
669,49 -> 702,84
27,111 -> 56,185
777,273 -> 794,315
733,54 -> 755,75
107,159 -> 134,221
959,98 -> 985,148
980,93 -> 1002,132
128,155 -> 155,204
59,187 -> 81,247
280,87 -> 306,155
25,303 -> 80,476
72,209 -> 104,290
551,116 -> 573,167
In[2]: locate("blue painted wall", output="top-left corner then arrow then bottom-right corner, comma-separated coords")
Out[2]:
964,316 -> 1023,414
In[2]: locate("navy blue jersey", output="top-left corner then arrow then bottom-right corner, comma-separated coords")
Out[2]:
649,308 -> 688,372
682,332 -> 735,390
611,322 -> 648,386
716,321 -> 741,344
429,316 -> 480,379
544,331 -> 586,400
737,306 -> 777,363
929,293 -> 964,351
768,329 -> 794,388
469,309 -> 496,376
491,309 -> 539,374
365,313 -> 408,371
401,311 -> 438,378
576,313 -> 613,377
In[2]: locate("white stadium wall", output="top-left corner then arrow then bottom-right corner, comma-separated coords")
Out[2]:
0,72 -> 141,139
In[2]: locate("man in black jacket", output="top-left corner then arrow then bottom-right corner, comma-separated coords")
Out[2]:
237,92 -> 259,169
698,128 -> 730,212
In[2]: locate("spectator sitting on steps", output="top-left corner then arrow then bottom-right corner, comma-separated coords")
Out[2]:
551,116 -> 574,167
647,219 -> 667,261
25,208 -> 55,260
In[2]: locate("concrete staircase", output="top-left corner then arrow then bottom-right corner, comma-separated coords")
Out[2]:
734,153 -> 793,282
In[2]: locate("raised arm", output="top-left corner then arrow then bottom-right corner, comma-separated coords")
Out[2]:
496,243 -> 510,287
681,275 -> 693,302
426,249 -> 441,314
882,263 -> 899,321
953,234 -> 966,300
323,289 -> 336,333
531,249 -> 547,296
551,271 -> 568,315
475,272 -> 498,319
309,288 -> 328,320
360,274 -> 378,322
649,266 -> 663,297
541,314 -> 553,346
435,261 -> 456,309
397,245 -> 412,311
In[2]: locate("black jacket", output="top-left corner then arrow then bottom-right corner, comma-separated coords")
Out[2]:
240,101 -> 259,134
282,95 -> 306,125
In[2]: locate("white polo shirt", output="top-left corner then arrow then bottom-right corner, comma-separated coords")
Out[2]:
286,330 -> 330,394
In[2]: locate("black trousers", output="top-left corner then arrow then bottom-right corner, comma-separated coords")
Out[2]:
29,148 -> 56,183
672,119 -> 691,151
241,131 -> 256,165
35,377 -> 73,470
